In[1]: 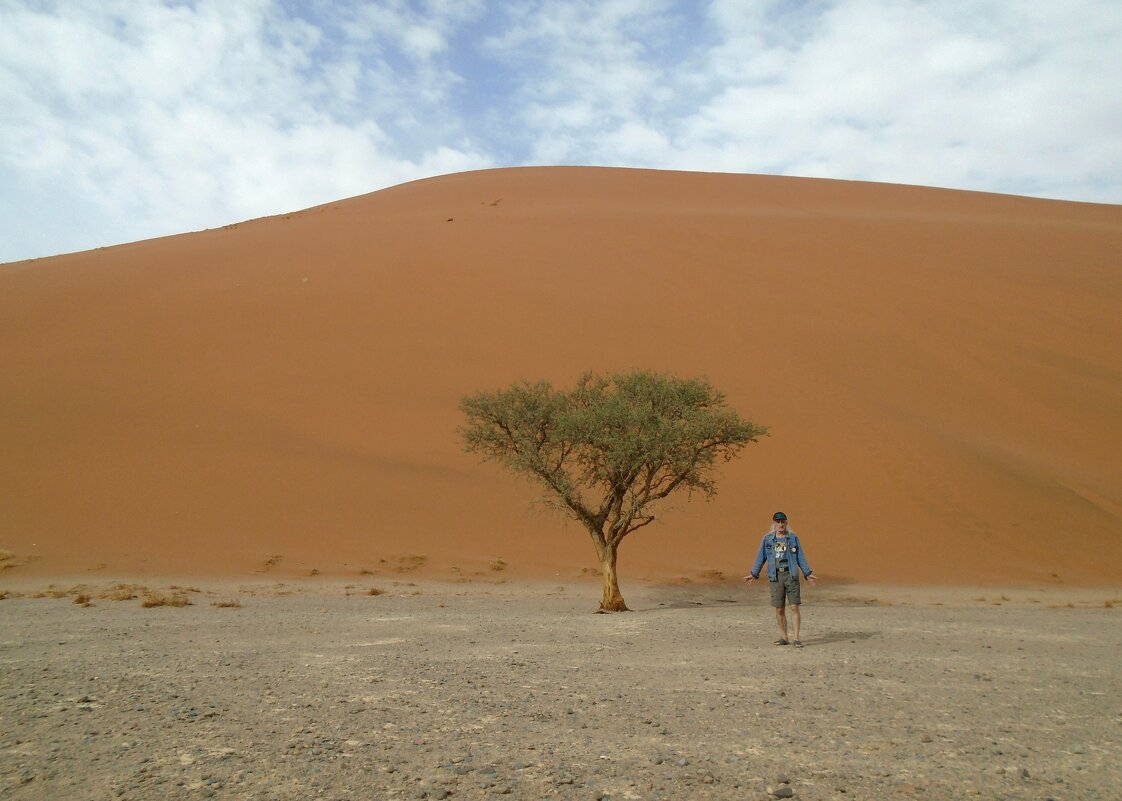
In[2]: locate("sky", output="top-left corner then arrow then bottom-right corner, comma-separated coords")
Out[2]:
2,0 -> 1121,263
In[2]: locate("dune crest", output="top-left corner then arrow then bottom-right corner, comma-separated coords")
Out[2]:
2,167 -> 1120,584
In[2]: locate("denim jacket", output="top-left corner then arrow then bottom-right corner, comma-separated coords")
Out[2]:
749,531 -> 813,581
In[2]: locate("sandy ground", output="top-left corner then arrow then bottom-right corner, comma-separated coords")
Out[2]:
2,576 -> 1120,801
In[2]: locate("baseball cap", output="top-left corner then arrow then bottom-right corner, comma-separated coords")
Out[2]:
772,511 -> 787,521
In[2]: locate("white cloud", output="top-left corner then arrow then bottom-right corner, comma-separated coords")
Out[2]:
0,0 -> 491,261
1,0 -> 1120,263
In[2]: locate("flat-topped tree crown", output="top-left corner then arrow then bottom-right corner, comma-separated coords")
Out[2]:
460,370 -> 768,611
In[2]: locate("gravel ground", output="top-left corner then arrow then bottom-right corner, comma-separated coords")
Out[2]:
1,578 -> 1120,800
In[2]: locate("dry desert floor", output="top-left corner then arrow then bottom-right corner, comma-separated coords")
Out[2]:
2,577 -> 1120,801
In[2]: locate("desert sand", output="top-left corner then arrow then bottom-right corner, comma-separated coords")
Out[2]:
1,167 -> 1120,585
1,577 -> 1120,800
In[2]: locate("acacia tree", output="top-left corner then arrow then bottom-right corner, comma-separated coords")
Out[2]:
460,370 -> 768,612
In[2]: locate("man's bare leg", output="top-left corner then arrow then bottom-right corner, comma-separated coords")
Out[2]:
790,604 -> 801,642
775,607 -> 788,641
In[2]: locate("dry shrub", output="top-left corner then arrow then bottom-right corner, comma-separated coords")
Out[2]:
367,587 -> 386,596
699,569 -> 725,582
1105,598 -> 1120,609
212,599 -> 242,608
358,568 -> 374,576
309,568 -> 320,576
142,592 -> 191,608
0,589 -> 17,600
490,558 -> 507,572
263,555 -> 283,571
0,549 -> 15,570
99,584 -> 144,601
73,593 -> 93,607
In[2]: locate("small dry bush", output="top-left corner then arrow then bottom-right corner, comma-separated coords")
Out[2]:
0,589 -> 18,600
99,584 -> 144,601
1105,598 -> 1120,609
73,593 -> 93,607
0,549 -> 15,570
490,558 -> 507,572
367,587 -> 386,596
142,592 -> 191,608
358,568 -> 374,576
212,599 -> 242,608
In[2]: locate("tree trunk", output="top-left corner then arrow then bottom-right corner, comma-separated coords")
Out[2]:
598,542 -> 629,612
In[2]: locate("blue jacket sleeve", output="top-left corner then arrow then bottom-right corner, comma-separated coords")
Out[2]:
750,535 -> 767,579
794,535 -> 813,578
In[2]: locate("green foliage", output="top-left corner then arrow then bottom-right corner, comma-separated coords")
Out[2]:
460,370 -> 768,549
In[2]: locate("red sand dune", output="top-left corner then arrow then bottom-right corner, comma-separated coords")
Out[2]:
2,167 -> 1120,585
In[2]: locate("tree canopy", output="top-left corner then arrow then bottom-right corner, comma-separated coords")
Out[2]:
460,370 -> 768,611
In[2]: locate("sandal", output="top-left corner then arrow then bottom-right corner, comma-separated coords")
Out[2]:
773,638 -> 789,646
793,640 -> 803,648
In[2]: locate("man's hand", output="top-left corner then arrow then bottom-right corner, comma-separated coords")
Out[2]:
743,574 -> 756,585
807,574 -> 819,586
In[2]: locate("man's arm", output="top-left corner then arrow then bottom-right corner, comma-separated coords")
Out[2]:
795,536 -> 818,583
743,536 -> 767,583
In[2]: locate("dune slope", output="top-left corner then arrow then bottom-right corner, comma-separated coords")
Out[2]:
2,167 -> 1120,584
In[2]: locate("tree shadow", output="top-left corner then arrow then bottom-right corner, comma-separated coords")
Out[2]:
634,597 -> 744,613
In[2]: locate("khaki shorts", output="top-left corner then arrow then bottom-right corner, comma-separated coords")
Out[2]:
770,571 -> 801,608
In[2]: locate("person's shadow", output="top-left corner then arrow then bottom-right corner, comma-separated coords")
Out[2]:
796,630 -> 875,646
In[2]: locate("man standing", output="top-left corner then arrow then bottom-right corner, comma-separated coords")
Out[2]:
744,512 -> 818,647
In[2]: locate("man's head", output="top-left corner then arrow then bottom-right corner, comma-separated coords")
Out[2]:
772,511 -> 788,533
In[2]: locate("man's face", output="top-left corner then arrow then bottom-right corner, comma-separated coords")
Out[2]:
776,519 -> 787,533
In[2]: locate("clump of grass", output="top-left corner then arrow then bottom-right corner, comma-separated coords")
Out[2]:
73,593 -> 93,607
100,584 -> 145,601
1104,598 -> 1120,609
699,569 -> 725,582
262,555 -> 283,571
142,592 -> 191,608
367,587 -> 386,596
0,550 -> 18,570
358,568 -> 374,576
0,589 -> 18,600
309,568 -> 320,576
212,599 -> 242,608
490,558 -> 507,572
